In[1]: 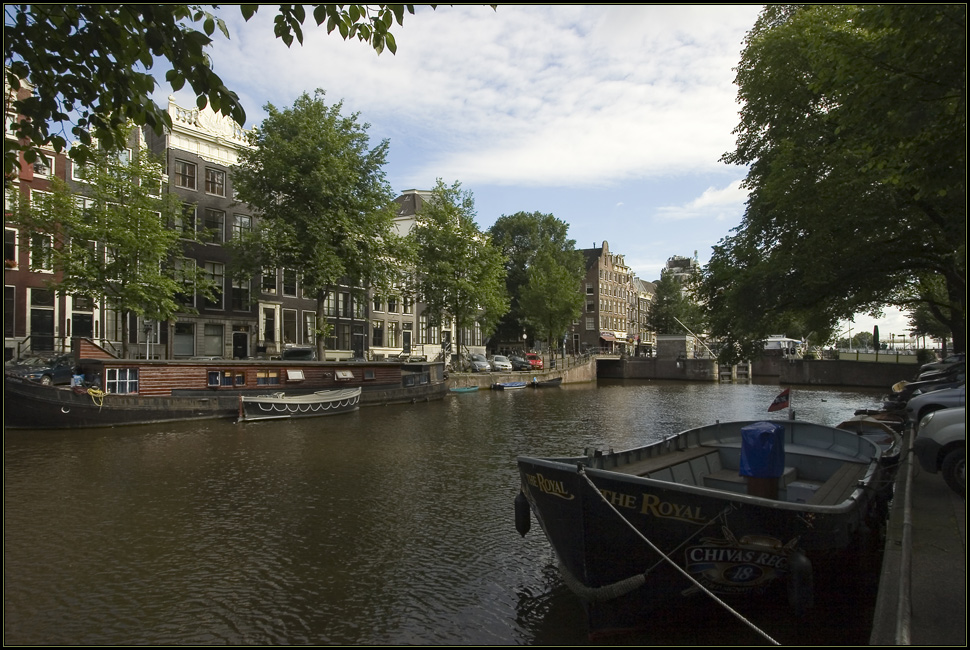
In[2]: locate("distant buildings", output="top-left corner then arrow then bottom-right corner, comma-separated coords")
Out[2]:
5,83 -> 684,363
567,241 -> 656,356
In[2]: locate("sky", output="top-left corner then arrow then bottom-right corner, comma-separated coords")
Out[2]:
158,4 -> 911,340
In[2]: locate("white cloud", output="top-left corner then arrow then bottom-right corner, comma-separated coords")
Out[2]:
182,5 -> 762,190
655,179 -> 748,222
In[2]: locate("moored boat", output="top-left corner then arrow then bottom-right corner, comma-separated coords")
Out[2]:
529,377 -> 562,388
4,339 -> 446,429
515,419 -> 891,639
238,388 -> 361,421
449,386 -> 479,393
492,381 -> 527,390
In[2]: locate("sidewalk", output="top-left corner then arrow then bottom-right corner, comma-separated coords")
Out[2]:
870,443 -> 966,645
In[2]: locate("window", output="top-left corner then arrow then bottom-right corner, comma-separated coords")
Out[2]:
387,296 -> 398,313
72,295 -> 95,338
203,208 -> 225,243
387,321 -> 399,348
373,295 -> 383,312
174,322 -> 195,356
231,279 -> 251,311
282,269 -> 297,296
207,370 -> 238,387
324,293 -> 337,317
32,154 -> 52,176
262,269 -> 277,294
403,297 -> 413,315
303,312 -> 316,345
203,324 -> 224,357
5,227 -> 17,270
205,168 -> 226,196
372,320 -> 384,347
174,160 -> 196,190
204,262 -> 224,309
262,307 -> 276,342
233,214 -> 251,238
4,286 -> 14,337
106,368 -> 139,394
282,308 -> 297,344
178,204 -> 197,235
174,257 -> 195,307
29,233 -> 53,271
256,370 -> 280,386
586,317 -> 595,331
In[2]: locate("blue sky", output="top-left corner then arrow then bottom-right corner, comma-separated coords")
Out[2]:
158,4 -> 910,339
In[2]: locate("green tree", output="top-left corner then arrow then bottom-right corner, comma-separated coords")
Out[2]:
6,144 -> 205,356
646,269 -> 703,336
519,248 -> 584,363
227,90 -> 402,358
698,5 -> 966,362
409,180 -> 508,366
488,211 -> 584,347
3,4 -> 463,175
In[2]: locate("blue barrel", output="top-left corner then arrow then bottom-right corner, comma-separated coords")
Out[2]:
739,421 -> 785,478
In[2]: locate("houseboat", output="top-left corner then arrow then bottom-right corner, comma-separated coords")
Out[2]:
4,339 -> 447,429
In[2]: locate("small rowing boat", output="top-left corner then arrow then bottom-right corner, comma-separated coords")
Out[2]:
238,388 -> 361,421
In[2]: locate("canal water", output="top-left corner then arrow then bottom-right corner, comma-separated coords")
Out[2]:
4,381 -> 889,645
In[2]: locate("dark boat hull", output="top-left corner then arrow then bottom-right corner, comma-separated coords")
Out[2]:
4,375 -> 241,428
529,377 -> 562,388
5,371 -> 447,429
517,419 -> 888,638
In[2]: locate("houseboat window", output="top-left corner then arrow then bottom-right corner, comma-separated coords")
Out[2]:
364,369 -> 375,380
256,370 -> 280,385
207,370 -> 220,387
234,371 -> 245,386
106,368 -> 138,394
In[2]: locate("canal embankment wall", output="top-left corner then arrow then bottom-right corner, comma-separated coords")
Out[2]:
598,356 -> 919,389
447,355 -> 596,389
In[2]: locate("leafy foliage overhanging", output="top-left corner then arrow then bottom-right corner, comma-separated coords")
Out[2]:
698,5 -> 966,362
3,4 -> 458,175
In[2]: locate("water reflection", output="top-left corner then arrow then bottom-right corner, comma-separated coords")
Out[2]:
4,381 -> 886,644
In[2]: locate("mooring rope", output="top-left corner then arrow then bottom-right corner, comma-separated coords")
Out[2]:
577,466 -> 780,645
87,387 -> 105,410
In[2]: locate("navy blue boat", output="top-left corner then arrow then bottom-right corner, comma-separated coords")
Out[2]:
515,419 -> 891,639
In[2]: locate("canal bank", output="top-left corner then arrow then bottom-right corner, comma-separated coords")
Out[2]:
446,354 -> 596,390
870,428 -> 966,645
597,355 -> 918,389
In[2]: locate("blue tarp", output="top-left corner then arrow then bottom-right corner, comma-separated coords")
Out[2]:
739,421 -> 786,478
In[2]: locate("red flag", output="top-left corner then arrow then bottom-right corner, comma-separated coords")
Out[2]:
768,388 -> 790,412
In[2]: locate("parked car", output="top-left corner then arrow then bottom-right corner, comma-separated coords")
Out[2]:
5,353 -> 75,386
904,384 -> 965,424
489,355 -> 513,372
526,353 -> 543,370
914,406 -> 965,497
918,352 -> 965,376
468,354 -> 491,373
509,355 -> 532,371
917,360 -> 965,382
281,346 -> 317,361
886,366 -> 966,408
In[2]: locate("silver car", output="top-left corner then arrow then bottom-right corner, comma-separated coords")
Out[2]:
905,384 -> 965,424
468,354 -> 491,373
489,355 -> 513,372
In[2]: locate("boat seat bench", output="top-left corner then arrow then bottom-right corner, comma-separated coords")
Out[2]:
805,461 -> 868,506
